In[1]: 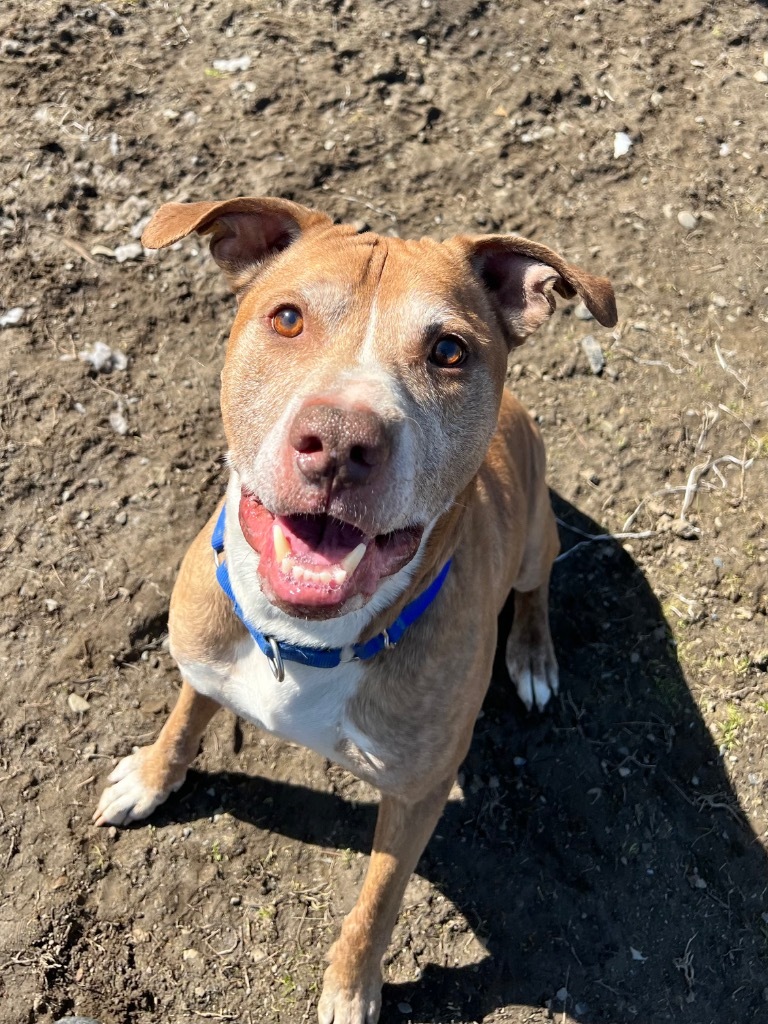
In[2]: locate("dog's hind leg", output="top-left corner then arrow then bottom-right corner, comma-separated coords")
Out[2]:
93,679 -> 220,827
506,573 -> 559,712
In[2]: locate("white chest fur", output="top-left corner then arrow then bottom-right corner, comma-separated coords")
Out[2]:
177,641 -> 381,770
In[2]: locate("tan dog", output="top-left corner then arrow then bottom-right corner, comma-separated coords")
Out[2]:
94,198 -> 616,1024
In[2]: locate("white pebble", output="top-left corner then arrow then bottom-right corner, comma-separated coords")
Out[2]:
677,210 -> 698,230
109,407 -> 129,435
613,132 -> 632,158
574,301 -> 593,321
78,341 -> 128,373
753,70 -> 768,85
212,55 -> 251,73
113,241 -> 144,263
0,306 -> 25,327
68,693 -> 90,713
581,334 -> 605,375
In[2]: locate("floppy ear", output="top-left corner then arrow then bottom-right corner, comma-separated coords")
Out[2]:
458,234 -> 617,347
141,196 -> 333,294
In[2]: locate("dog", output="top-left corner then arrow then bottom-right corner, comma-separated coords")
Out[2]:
94,197 -> 616,1024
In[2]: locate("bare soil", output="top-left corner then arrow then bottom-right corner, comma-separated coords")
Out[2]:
1,2 -> 767,1023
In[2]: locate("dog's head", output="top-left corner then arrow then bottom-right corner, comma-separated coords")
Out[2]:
143,197 -> 615,620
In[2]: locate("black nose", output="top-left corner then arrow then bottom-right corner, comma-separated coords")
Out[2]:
289,402 -> 391,489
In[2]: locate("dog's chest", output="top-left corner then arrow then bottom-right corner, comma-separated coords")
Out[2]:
180,639 -> 382,771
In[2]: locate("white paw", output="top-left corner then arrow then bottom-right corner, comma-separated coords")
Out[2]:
317,965 -> 381,1024
93,747 -> 185,827
506,639 -> 559,712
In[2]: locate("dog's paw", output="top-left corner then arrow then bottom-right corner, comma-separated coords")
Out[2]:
317,963 -> 382,1024
93,746 -> 186,827
506,635 -> 559,712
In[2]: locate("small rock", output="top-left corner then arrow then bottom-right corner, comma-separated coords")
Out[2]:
649,91 -> 663,107
44,598 -> 59,613
68,693 -> 90,714
613,131 -> 632,158
581,334 -> 605,375
78,341 -> 128,373
109,406 -> 129,435
753,70 -> 768,85
632,321 -> 649,332
113,241 -> 144,263
677,210 -> 698,230
397,1004 -> 412,1015
230,895 -> 242,906
212,55 -> 251,73
574,301 -> 593,321
182,947 -> 200,960
114,510 -> 128,525
630,946 -> 647,962
556,987 -> 569,1002
0,306 -> 25,327
54,1018 -> 104,1024
719,142 -> 731,157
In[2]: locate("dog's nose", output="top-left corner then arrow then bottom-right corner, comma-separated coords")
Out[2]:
290,402 -> 391,489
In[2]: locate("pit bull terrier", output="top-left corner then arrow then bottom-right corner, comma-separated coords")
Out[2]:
94,197 -> 616,1024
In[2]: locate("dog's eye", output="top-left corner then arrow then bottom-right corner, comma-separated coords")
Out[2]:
429,335 -> 468,368
272,306 -> 304,338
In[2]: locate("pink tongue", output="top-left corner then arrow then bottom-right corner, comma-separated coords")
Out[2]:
279,514 -> 366,566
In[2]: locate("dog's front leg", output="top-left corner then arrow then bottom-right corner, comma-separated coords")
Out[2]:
94,679 -> 220,826
318,774 -> 455,1024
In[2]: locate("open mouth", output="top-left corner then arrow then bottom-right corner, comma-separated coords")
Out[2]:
238,491 -> 423,617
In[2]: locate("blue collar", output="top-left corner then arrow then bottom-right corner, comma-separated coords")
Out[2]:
211,505 -> 451,680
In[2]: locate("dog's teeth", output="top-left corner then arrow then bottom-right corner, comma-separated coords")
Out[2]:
341,543 -> 367,576
318,570 -> 332,585
331,567 -> 347,585
273,523 -> 291,562
291,564 -> 306,581
280,557 -> 291,575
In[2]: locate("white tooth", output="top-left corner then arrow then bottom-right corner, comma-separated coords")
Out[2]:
280,557 -> 291,575
331,568 -> 347,585
341,542 -> 367,576
273,523 -> 291,562
318,570 -> 332,585
291,565 -> 305,581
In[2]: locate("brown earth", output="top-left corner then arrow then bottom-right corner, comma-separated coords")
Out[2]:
1,1 -> 767,1023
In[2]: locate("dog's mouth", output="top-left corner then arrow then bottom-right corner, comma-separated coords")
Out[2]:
238,491 -> 423,617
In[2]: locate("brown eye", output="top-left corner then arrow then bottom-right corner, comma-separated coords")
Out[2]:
429,335 -> 468,368
272,305 -> 304,338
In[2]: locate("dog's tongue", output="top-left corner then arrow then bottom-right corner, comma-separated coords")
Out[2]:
238,493 -> 421,615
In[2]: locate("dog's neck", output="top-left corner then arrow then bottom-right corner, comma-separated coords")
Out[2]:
221,471 -> 471,651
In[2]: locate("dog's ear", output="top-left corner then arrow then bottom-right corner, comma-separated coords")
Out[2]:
141,197 -> 332,293
457,234 -> 617,347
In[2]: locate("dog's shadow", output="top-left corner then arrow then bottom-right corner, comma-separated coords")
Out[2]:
162,495 -> 768,1023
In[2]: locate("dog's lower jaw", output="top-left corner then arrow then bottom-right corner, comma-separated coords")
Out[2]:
223,471 -> 440,651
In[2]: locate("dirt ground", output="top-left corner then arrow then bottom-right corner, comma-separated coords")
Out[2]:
1,1 -> 767,1022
